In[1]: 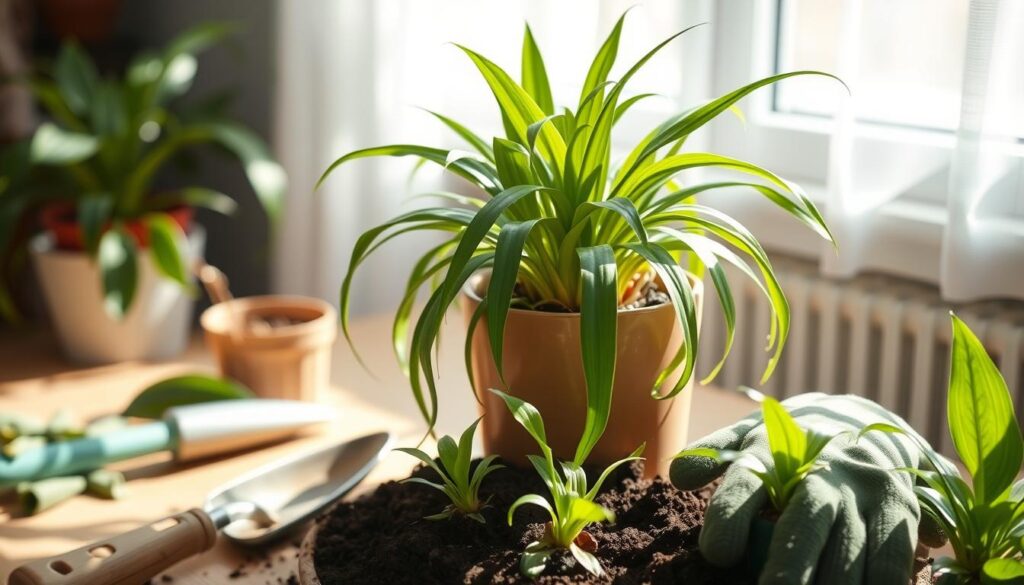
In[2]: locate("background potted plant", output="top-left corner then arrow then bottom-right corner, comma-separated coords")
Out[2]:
0,23 -> 285,363
319,13 -> 840,474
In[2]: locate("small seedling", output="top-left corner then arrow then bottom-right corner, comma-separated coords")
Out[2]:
396,419 -> 502,523
676,397 -> 895,514
879,315 -> 1024,583
492,389 -> 643,578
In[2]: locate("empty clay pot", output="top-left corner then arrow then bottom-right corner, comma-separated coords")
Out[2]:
201,296 -> 337,402
462,271 -> 703,477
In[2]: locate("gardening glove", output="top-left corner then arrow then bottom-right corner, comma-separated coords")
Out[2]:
670,392 -> 947,585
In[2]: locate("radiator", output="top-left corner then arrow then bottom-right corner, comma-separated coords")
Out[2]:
696,254 -> 1024,454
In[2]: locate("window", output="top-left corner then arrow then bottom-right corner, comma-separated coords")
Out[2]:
774,0 -> 970,133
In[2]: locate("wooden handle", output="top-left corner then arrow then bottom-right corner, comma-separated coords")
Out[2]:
8,508 -> 217,585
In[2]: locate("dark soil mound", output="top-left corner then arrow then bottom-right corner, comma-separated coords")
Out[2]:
312,460 -> 931,584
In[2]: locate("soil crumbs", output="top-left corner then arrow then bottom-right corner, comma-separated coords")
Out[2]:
313,460 -> 930,584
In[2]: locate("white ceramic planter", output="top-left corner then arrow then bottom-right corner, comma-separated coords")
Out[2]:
30,226 -> 206,364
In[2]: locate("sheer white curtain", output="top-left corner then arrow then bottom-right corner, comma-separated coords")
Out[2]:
822,0 -> 1024,302
271,0 -> 699,314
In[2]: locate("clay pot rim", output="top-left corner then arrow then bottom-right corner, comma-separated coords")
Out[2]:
200,295 -> 337,343
461,270 -> 704,318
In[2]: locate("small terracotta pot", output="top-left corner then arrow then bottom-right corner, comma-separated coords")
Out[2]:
461,271 -> 703,477
201,296 -> 337,402
40,203 -> 194,251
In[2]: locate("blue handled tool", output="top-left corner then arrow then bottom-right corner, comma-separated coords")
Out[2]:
0,399 -> 336,487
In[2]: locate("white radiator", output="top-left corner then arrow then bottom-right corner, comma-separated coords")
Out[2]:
696,255 -> 1024,454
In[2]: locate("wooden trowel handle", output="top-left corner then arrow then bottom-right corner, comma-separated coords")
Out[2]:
8,508 -> 217,585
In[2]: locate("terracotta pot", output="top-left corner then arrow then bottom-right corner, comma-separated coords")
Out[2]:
201,296 -> 338,402
461,271 -> 703,477
40,203 -> 194,251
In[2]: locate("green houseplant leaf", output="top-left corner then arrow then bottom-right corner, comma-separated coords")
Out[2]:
948,314 -> 1023,503
98,226 -> 138,319
123,374 -> 252,419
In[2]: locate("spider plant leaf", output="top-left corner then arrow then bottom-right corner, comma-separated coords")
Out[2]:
487,219 -> 551,379
508,493 -> 555,525
454,44 -> 565,172
618,70 -> 847,187
464,295 -> 487,405
574,245 -> 618,465
54,41 -> 98,115
421,109 -> 494,161
614,93 -> 659,124
585,445 -> 645,500
622,242 -> 698,398
145,213 -> 191,288
568,496 -> 614,525
392,240 -> 457,370
762,397 -> 806,481
569,543 -> 604,577
650,206 -> 789,382
579,24 -> 704,203
491,389 -> 549,454
469,454 -> 503,492
436,434 -> 459,472
437,185 -> 547,306
98,226 -> 138,319
410,252 -> 495,434
948,314 -> 1023,503
395,448 -> 447,481
77,196 -> 112,257
521,24 -> 554,116
342,209 -> 473,365
454,418 -> 480,487
318,144 -> 499,194
519,542 -> 554,579
577,12 -> 626,125
982,558 -> 1024,583
493,138 -> 533,189
590,197 -> 648,245
661,230 -> 734,383
400,476 -> 447,493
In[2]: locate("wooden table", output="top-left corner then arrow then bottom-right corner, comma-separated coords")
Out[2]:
0,312 -> 756,584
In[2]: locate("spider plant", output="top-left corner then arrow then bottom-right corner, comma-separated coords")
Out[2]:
319,13 -> 842,465
397,418 -> 503,523
493,389 -> 643,578
1,22 -> 285,319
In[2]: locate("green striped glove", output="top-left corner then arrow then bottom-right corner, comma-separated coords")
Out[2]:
670,392 -> 947,585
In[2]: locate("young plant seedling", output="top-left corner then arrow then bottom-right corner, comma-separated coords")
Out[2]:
492,389 -> 644,578
876,315 -> 1024,583
396,419 -> 502,523
676,397 -> 890,514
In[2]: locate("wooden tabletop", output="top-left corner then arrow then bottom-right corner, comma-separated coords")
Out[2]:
0,311 -> 756,584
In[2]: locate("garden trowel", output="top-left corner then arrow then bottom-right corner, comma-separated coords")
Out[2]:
8,432 -> 393,585
0,399 -> 336,487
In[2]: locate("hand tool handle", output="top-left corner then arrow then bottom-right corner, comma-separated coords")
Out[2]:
0,422 -> 174,487
7,508 -> 216,585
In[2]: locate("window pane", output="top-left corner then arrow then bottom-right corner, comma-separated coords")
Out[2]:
774,0 -> 969,132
